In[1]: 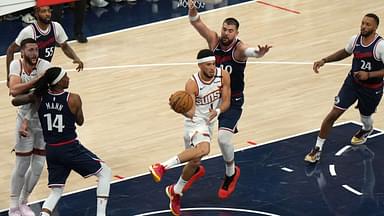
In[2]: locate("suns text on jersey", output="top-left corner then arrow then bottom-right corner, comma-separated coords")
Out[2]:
196,89 -> 221,105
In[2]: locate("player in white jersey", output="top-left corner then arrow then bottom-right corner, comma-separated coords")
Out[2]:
8,38 -> 52,216
6,5 -> 83,86
149,49 -> 231,215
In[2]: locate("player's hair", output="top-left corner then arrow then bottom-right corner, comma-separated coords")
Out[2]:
197,49 -> 214,59
20,38 -> 37,49
223,17 -> 240,29
33,67 -> 62,96
34,5 -> 50,13
365,13 -> 380,26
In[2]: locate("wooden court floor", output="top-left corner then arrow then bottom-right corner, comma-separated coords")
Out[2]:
1,0 -> 384,210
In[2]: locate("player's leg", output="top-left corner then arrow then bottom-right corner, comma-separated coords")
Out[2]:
19,124 -> 46,214
94,162 -> 111,216
149,119 -> 210,183
40,187 -> 65,216
40,143 -> 71,216
217,96 -> 243,199
351,87 -> 383,145
305,80 -> 356,163
167,140 -> 209,216
70,141 -> 111,216
9,115 -> 34,216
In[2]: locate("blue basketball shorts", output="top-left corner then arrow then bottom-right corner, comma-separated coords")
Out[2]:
218,95 -> 244,133
46,140 -> 102,187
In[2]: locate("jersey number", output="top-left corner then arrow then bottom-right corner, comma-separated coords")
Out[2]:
44,47 -> 54,58
44,113 -> 65,132
360,60 -> 372,71
220,64 -> 233,74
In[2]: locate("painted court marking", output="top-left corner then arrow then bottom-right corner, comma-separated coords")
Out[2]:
0,121 -> 358,213
256,0 -> 301,14
342,185 -> 363,196
134,207 -> 280,216
329,164 -> 337,176
281,167 -> 294,173
0,60 -> 350,84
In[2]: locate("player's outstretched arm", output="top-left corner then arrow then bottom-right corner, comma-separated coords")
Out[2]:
188,0 -> 219,49
60,42 -> 84,72
6,42 -> 20,87
313,49 -> 350,73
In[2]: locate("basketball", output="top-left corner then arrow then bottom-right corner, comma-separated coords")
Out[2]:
169,90 -> 193,114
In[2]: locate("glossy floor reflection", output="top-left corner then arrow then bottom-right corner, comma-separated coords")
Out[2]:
2,122 -> 384,215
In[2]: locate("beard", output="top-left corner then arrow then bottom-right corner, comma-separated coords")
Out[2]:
24,56 -> 37,66
37,16 -> 51,25
220,37 -> 233,46
361,29 -> 374,37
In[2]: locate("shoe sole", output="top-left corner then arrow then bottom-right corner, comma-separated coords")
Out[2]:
148,166 -> 161,182
304,156 -> 319,163
351,130 -> 373,145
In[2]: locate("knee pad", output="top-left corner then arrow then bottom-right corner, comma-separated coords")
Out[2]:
218,130 -> 234,162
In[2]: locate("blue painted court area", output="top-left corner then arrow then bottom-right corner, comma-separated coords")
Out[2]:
2,122 -> 384,215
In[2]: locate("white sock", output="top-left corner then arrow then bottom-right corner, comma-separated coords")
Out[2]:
225,162 -> 235,177
40,213 -> 50,216
361,115 -> 373,131
173,176 -> 187,194
96,163 -> 111,216
161,156 -> 180,169
315,137 -> 325,151
10,156 -> 31,208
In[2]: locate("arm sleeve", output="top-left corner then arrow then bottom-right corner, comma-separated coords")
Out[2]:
9,60 -> 22,77
344,35 -> 358,54
53,22 -> 68,44
15,26 -> 34,46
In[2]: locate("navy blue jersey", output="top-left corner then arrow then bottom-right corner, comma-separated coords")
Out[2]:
214,39 -> 247,96
350,34 -> 384,85
32,22 -> 56,62
38,91 -> 77,144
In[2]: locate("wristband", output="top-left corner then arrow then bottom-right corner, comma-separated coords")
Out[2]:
189,14 -> 200,22
215,108 -> 221,116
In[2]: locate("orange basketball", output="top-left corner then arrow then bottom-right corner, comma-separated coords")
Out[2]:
169,90 -> 193,114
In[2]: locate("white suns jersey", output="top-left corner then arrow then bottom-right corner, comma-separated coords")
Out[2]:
191,68 -> 223,120
9,58 -> 52,114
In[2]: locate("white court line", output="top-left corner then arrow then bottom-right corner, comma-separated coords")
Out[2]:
281,167 -> 294,172
135,207 -> 280,216
0,120 -> 375,213
369,131 -> 384,139
0,121 -> 358,213
0,0 -> 258,60
0,60 -> 350,84
335,145 -> 351,156
329,164 -> 337,176
342,185 -> 363,196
